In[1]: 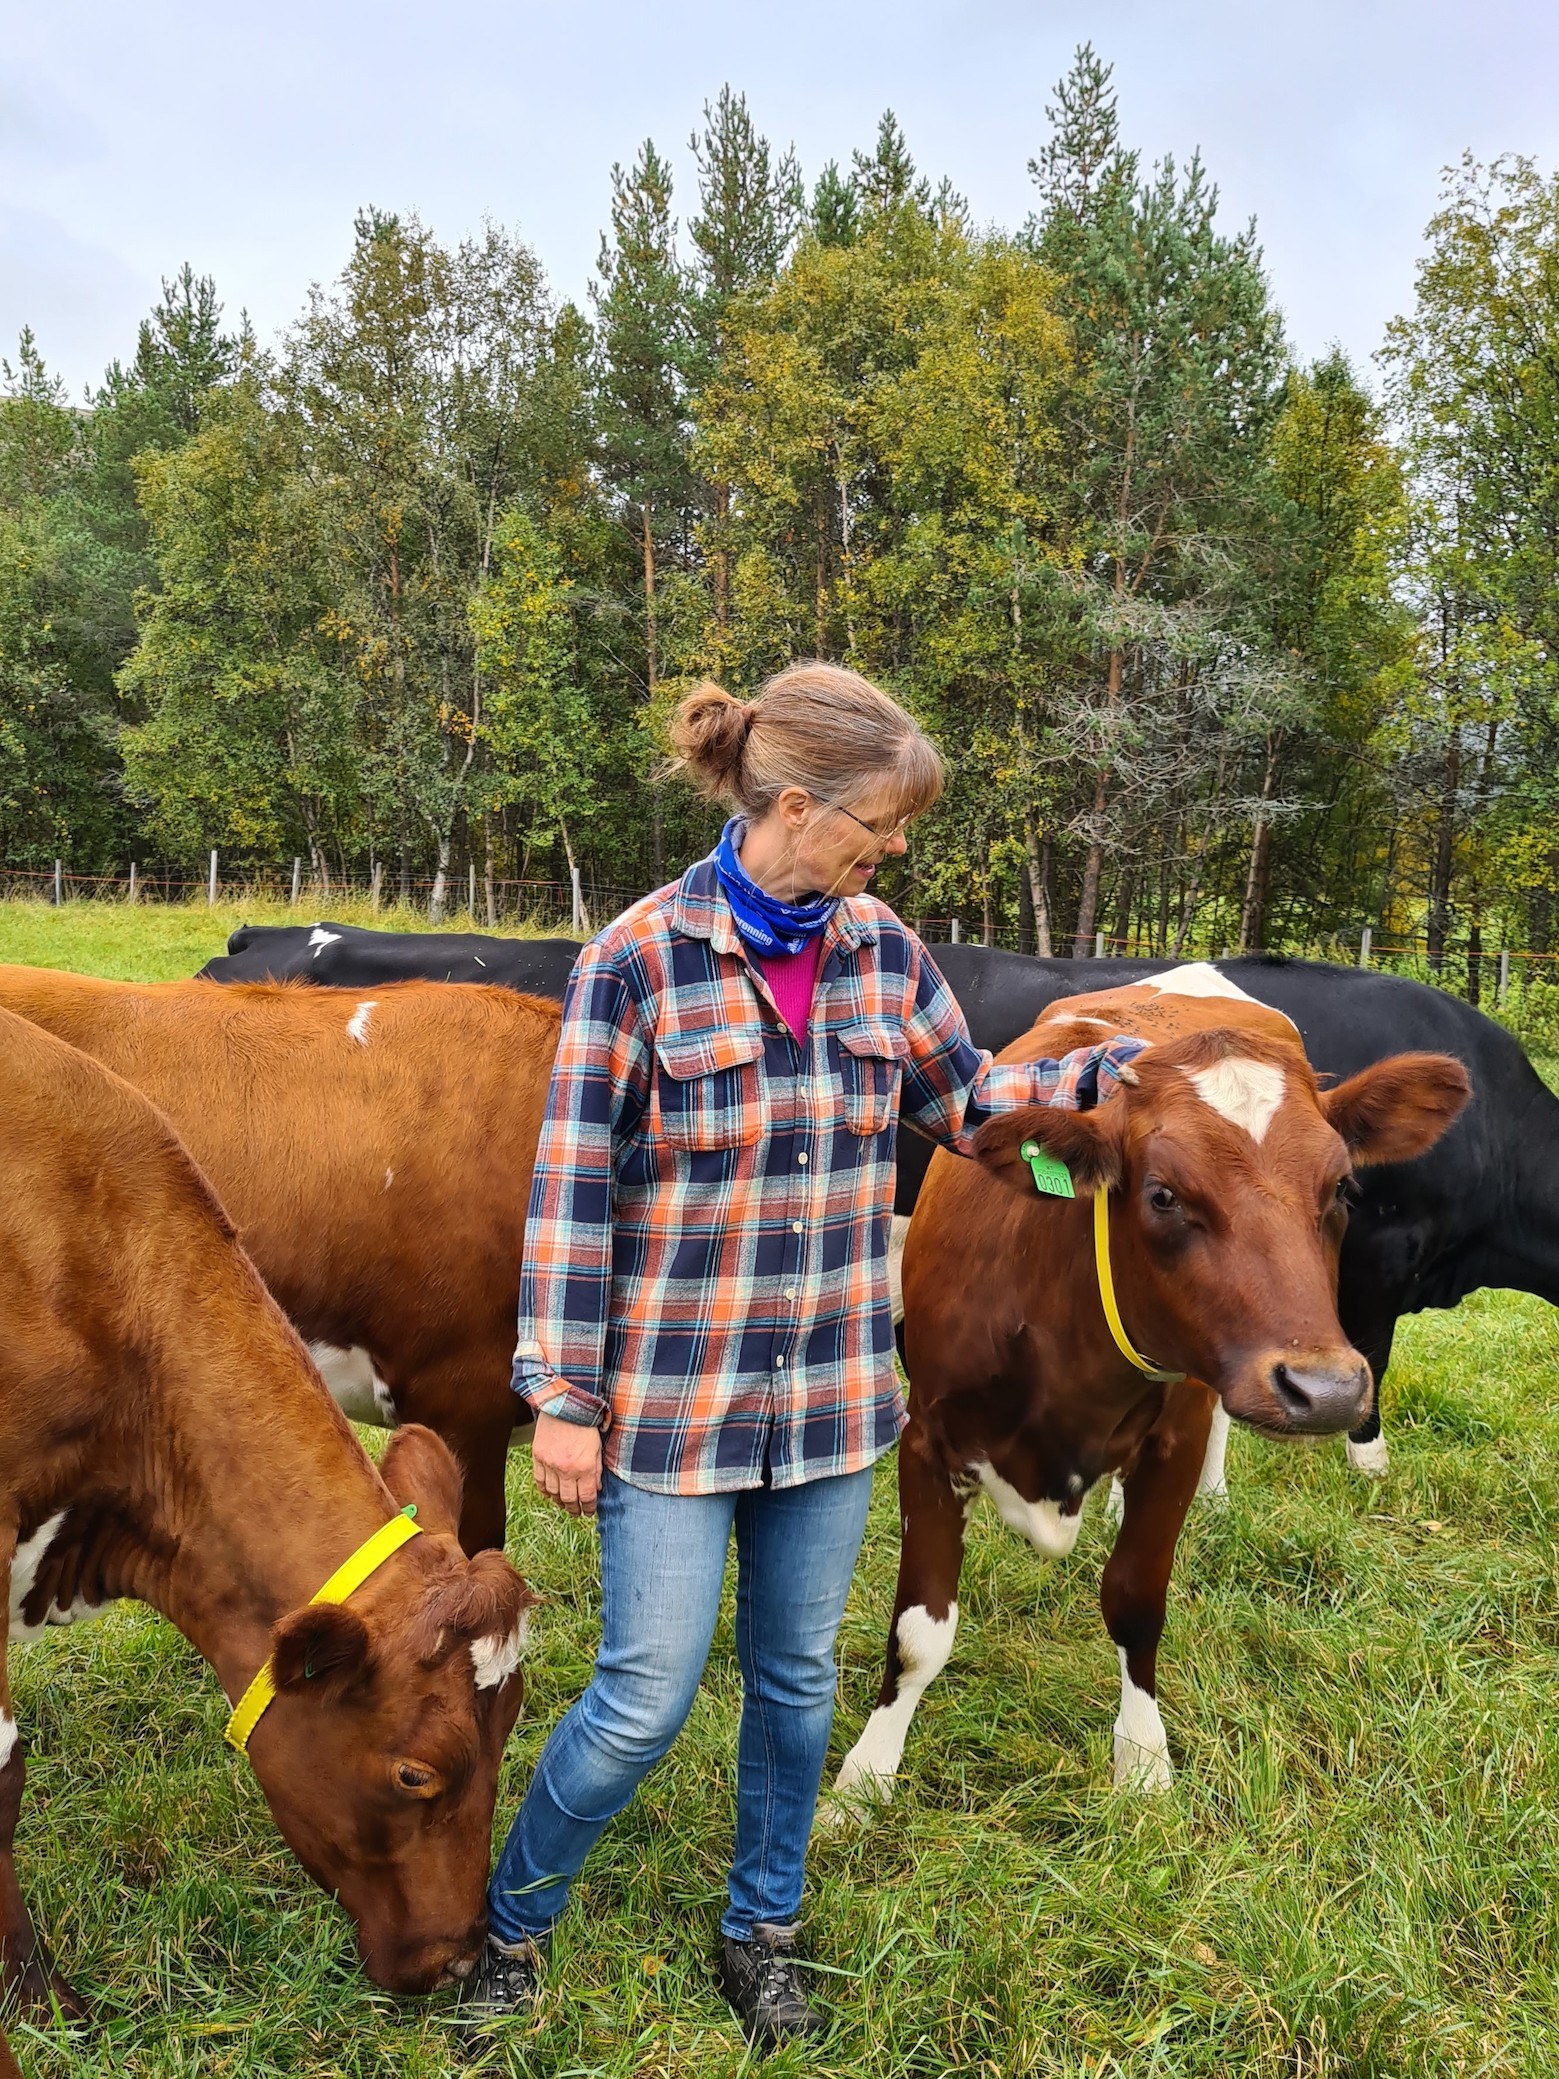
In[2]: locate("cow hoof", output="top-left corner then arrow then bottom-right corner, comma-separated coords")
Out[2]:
1346,1435 -> 1389,1477
1113,1737 -> 1173,1794
817,1762 -> 895,1833
2,1956 -> 90,2023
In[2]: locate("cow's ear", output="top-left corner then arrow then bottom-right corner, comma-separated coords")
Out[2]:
972,1103 -> 1125,1198
272,1603 -> 374,1701
379,1424 -> 464,1540
1321,1052 -> 1471,1169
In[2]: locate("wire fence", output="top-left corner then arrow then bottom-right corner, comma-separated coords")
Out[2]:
9,858 -> 1559,1031
0,858 -> 644,934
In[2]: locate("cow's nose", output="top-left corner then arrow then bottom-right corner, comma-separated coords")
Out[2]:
1268,1359 -> 1371,1434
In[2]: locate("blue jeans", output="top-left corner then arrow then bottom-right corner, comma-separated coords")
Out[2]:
487,1463 -> 874,1944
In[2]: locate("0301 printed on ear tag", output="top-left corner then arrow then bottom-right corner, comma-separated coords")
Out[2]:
1020,1140 -> 1075,1198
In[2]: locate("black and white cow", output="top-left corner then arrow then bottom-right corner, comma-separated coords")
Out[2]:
195,924 -> 1559,1481
198,921 -> 582,999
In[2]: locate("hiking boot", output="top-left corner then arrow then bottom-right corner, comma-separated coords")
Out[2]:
457,1931 -> 547,2034
718,1921 -> 825,2047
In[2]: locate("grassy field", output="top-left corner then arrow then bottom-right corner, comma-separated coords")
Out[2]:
4,900 -> 1558,2078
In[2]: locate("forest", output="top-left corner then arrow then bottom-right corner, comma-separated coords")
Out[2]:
4,49 -> 1558,994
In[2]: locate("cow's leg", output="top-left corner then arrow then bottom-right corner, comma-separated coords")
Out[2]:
1345,1316 -> 1398,1477
829,1429 -> 966,1812
1099,1383 -> 1213,1793
389,1351 -> 517,1553
1195,1396 -> 1231,1502
0,1545 -> 86,2018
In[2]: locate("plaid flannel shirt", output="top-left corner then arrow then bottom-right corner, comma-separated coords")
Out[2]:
511,855 -> 1133,1494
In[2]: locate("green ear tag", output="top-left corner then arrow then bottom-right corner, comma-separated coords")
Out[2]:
400,1503 -> 418,1519
1020,1139 -> 1075,1199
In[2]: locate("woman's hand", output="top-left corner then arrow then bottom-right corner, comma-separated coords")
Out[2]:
531,1410 -> 604,1518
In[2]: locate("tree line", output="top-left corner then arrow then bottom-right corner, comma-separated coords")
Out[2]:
4,49 -> 1558,983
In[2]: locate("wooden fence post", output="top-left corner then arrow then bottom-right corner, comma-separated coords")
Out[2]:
1094,930 -> 1104,958
1359,926 -> 1371,968
949,918 -> 961,943
128,862 -> 138,904
1499,949 -> 1511,1003
371,861 -> 382,913
53,859 -> 63,906
570,866 -> 584,933
290,857 -> 302,906
207,850 -> 218,905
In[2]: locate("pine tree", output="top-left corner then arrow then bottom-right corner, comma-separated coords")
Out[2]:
593,140 -> 694,877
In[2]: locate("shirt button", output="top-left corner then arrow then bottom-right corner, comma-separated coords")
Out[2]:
792,1220 -> 803,1234
797,1151 -> 808,1165
776,1355 -> 786,1368
785,1289 -> 796,1302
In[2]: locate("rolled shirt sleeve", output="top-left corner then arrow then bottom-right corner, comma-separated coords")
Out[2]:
511,945 -> 651,1427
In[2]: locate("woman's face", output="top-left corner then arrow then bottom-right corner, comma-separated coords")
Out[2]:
779,781 -> 912,898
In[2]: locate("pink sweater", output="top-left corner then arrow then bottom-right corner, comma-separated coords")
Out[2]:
758,936 -> 826,1042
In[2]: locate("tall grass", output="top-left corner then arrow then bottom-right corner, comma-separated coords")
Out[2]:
5,901 -> 1557,2076
0,897 -> 570,986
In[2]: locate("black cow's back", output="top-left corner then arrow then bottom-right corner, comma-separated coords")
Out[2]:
198,921 -> 582,1001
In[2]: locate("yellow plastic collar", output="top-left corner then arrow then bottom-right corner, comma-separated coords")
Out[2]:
224,1508 -> 424,1756
1093,1187 -> 1185,1384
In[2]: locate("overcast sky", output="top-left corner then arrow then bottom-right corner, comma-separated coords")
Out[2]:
4,0 -> 1556,399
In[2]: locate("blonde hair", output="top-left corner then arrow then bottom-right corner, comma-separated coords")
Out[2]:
667,662 -> 944,827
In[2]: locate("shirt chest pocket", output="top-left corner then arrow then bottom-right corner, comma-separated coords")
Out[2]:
838,1021 -> 908,1137
655,1027 -> 766,1150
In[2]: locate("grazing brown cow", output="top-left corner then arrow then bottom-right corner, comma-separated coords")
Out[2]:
0,965 -> 561,1553
0,1005 -> 533,2029
833,965 -> 1470,1808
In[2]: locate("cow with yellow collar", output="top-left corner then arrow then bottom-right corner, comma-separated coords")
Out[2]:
833,965 -> 1469,1808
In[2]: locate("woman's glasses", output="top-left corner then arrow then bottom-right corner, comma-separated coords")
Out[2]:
813,797 -> 910,845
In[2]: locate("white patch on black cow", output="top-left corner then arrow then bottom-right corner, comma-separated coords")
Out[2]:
1113,1648 -> 1173,1791
887,1214 -> 911,1326
8,1511 -> 112,1640
1196,1401 -> 1232,1502
309,1343 -> 398,1428
346,1000 -> 377,1046
1347,1434 -> 1390,1477
308,926 -> 341,958
1185,1057 -> 1286,1144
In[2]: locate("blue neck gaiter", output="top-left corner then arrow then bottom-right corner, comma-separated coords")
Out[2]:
712,818 -> 839,957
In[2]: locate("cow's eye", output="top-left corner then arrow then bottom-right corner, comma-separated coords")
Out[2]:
1333,1176 -> 1357,1208
394,1761 -> 437,1796
1147,1184 -> 1179,1214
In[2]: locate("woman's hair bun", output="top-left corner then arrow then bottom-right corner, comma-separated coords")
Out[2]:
667,681 -> 753,800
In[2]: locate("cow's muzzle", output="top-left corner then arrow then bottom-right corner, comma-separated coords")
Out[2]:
1258,1354 -> 1371,1435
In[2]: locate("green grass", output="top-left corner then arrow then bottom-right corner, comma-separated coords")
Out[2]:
0,895 -> 575,985
7,902 -> 1559,2076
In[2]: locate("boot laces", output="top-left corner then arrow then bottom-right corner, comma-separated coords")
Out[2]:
756,1944 -> 806,2009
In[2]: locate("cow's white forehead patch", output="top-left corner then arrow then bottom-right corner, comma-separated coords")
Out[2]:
1185,1057 -> 1286,1143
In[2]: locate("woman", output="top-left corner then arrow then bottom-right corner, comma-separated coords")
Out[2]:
462,664 -> 1142,2046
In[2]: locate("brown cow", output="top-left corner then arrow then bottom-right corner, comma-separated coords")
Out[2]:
0,1005 -> 534,2024
832,965 -> 1470,1809
0,965 -> 561,1552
